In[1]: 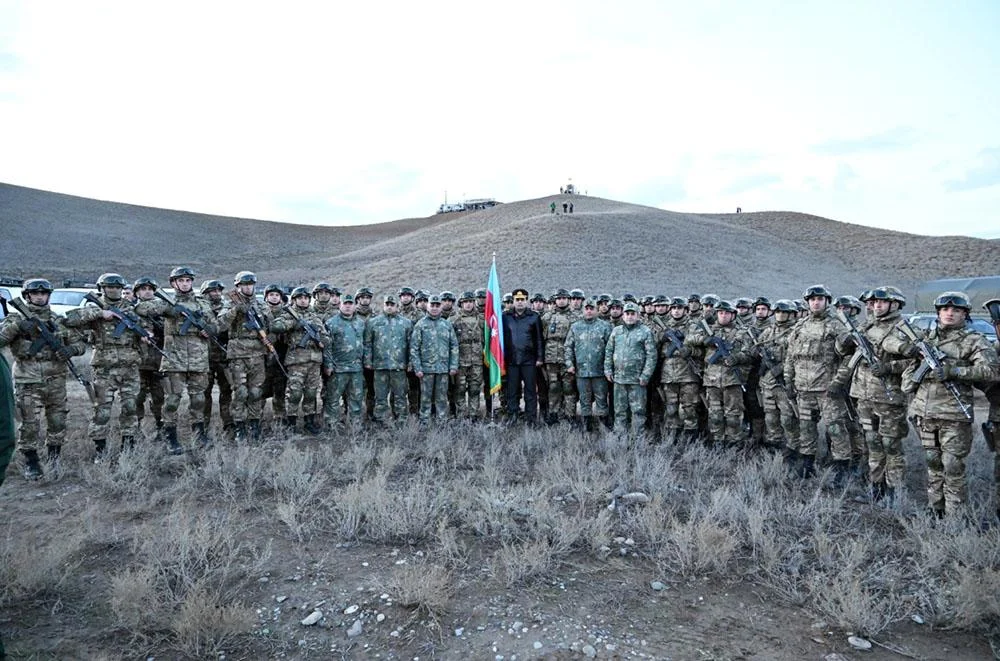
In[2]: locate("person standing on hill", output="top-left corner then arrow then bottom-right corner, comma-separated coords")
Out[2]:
657,297 -> 702,444
450,291 -> 484,420
565,298 -> 612,431
133,276 -> 166,439
199,279 -> 233,436
541,289 -> 576,424
503,288 -> 544,425
550,202 -> 556,214
363,294 -> 412,425
604,302 -> 658,439
410,295 -> 458,425
323,293 -> 366,427
271,287 -> 329,434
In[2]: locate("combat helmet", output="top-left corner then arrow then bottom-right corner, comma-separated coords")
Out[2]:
312,282 -> 336,295
772,299 -> 796,313
97,273 -> 128,289
701,294 -> 720,307
569,289 -> 585,300
934,291 -> 971,311
714,300 -> 737,313
133,276 -> 159,291
22,278 -> 54,295
234,271 -> 257,286
803,284 -> 832,301
459,291 -> 476,302
264,284 -> 283,295
199,279 -> 225,295
169,266 -> 196,281
290,286 -> 311,299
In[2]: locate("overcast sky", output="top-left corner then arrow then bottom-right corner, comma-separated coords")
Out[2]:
1,1 -> 998,237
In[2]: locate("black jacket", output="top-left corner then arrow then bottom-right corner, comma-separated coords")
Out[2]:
502,309 -> 544,366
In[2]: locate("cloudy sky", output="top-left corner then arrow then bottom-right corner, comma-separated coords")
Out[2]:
1,1 -> 998,237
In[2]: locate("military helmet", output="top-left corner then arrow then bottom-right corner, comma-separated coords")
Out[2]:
553,288 -> 570,298
701,294 -> 720,307
199,279 -> 225,295
735,297 -> 753,309
653,295 -> 668,305
398,286 -> 415,297
97,273 -> 128,289
22,278 -> 54,294
642,295 -> 655,306
772,299 -> 796,313
169,266 -> 196,281
794,300 -> 807,311
440,290 -> 456,302
858,289 -> 873,302
866,288 -> 892,301
622,293 -> 637,303
983,298 -> 1000,314
459,290 -> 476,302
133,276 -> 159,291
609,298 -> 623,308
803,284 -> 832,301
688,293 -> 701,303
474,288 -> 487,299
753,296 -> 771,309
312,282 -> 335,295
531,292 -> 546,303
355,287 -> 373,298
598,293 -> 612,303
290,286 -> 311,299
934,291 -> 972,311
502,293 -> 513,303
847,296 -> 864,312
669,296 -> 688,308
264,283 -> 283,295
715,300 -> 736,313
834,295 -> 855,308
570,288 -> 585,299
234,271 -> 257,286
415,290 -> 429,302
882,285 -> 906,309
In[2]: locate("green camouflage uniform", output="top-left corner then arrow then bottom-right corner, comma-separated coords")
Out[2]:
902,325 -> 999,514
218,296 -> 272,423
564,316 -> 612,418
542,306 -> 577,420
271,307 -> 329,419
63,295 -> 143,444
323,312 -> 367,423
603,322 -> 657,434
687,321 -> 750,444
657,316 -> 702,439
451,309 -> 484,419
136,307 -> 165,431
783,308 -> 847,458
0,302 -> 86,452
262,300 -> 289,420
410,314 -> 459,423
755,318 -> 799,447
202,296 -> 232,430
363,311 -> 413,422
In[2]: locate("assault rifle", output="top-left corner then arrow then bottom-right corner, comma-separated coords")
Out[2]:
84,292 -> 168,359
285,305 -> 325,350
895,318 -> 973,421
983,299 -> 1000,449
153,289 -> 227,352
661,327 -> 702,378
9,297 -> 97,403
239,296 -> 289,378
700,320 -> 746,392
836,309 -> 892,397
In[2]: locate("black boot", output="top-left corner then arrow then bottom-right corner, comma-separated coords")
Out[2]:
155,419 -> 164,441
46,444 -> 61,461
601,415 -> 614,431
584,417 -> 595,433
164,426 -> 184,455
234,421 -> 248,443
304,414 -> 322,435
783,447 -> 799,471
192,422 -> 210,449
797,454 -> 816,479
93,438 -> 107,463
121,435 -> 135,450
831,459 -> 850,488
22,449 -> 43,481
248,419 -> 262,441
284,416 -> 297,431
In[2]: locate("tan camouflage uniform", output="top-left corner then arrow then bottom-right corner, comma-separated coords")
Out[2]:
451,308 -> 484,419
217,293 -> 271,426
542,305 -> 577,421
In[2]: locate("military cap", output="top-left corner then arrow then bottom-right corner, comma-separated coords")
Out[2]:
398,286 -> 415,297
428,294 -> 442,304
583,299 -> 597,308
623,302 -> 640,313
715,300 -> 736,313
383,294 -> 398,305
415,290 -> 429,302
475,288 -> 487,298
553,288 -> 570,298
440,290 -> 456,301
511,288 -> 529,299
460,291 -> 476,302
341,293 -> 355,303
531,292 -> 546,303
355,287 -> 373,298
570,288 -> 585,299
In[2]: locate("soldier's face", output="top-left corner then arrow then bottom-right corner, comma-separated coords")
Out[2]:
655,304 -> 668,315
670,306 -> 686,319
266,291 -> 282,305
598,302 -> 609,313
136,285 -> 155,301
341,301 -> 355,315
442,300 -> 454,311
871,299 -> 891,317
27,291 -> 50,305
583,306 -> 596,320
294,295 -> 311,308
174,276 -> 194,293
384,301 -> 397,314
358,296 -> 372,307
703,307 -> 714,318
461,300 -> 475,312
237,282 -> 255,297
623,310 -> 639,325
717,310 -> 735,326
755,305 -> 770,318
123,289 -> 134,301
513,297 -> 528,312
807,296 -> 827,313
570,298 -> 583,310
331,294 -> 341,305
400,294 -> 413,306
103,284 -> 124,301
775,311 -> 791,323
428,302 -> 442,317
532,300 -> 546,312
610,306 -> 623,319
555,296 -> 569,308
736,306 -> 750,316
315,290 -> 332,303
688,303 -> 701,315
937,306 -> 966,328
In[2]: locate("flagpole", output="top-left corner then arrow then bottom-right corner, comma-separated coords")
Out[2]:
490,252 -> 497,427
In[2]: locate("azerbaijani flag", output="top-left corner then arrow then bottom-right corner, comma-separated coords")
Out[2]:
484,256 -> 505,394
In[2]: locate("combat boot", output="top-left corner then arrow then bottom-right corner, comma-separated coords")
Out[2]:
284,416 -> 297,432
164,426 -> 184,455
93,438 -> 107,464
248,419 -> 262,441
22,449 -> 43,480
797,453 -> 816,479
304,414 -> 323,436
121,434 -> 136,450
192,422 -> 210,449
601,414 -> 614,431
234,421 -> 248,443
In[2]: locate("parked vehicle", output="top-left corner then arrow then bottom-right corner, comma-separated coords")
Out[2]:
49,287 -> 98,316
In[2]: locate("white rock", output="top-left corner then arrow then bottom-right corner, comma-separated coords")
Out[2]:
613,537 -> 626,544
347,619 -> 363,638
376,613 -> 385,622
344,604 -> 360,615
824,654 -> 850,661
276,595 -> 288,603
847,635 -> 872,650
624,537 -> 635,546
380,593 -> 390,600
911,614 -> 924,624
650,581 -> 666,591
512,621 -> 523,630
455,627 -> 464,637
582,644 -> 597,658
622,492 -> 650,504
300,610 -> 323,626
533,641 -> 543,650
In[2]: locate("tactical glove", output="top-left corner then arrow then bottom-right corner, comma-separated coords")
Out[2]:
18,319 -> 37,334
678,346 -> 692,358
723,355 -> 738,367
869,362 -> 889,378
898,342 -> 919,358
826,382 -> 848,399
56,346 -> 75,362
770,363 -> 783,378
838,333 -> 856,351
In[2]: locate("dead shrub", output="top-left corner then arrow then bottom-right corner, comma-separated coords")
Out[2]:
388,563 -> 453,617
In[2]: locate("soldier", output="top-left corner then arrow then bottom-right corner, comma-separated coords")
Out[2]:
398,287 -> 419,322
657,297 -> 702,444
597,294 -> 612,321
410,295 -> 458,425
541,289 -> 577,424
133,276 -> 165,438
530,292 -> 547,315
783,285 -> 847,478
323,293 -> 366,427
217,272 -> 273,441
363,294 -> 412,425
474,288 -> 488,315
604,302 -> 658,438
569,289 -> 586,316
751,297 -> 774,332
565,298 -> 613,431
0,278 -> 87,479
687,294 -> 702,318
502,288 -> 544,425
310,282 -> 340,323
982,298 -> 1000,520
700,294 -> 719,323
754,300 -> 800,451
741,298 -> 771,445
440,291 -> 456,319
608,299 -> 625,327
415,290 -> 430,316
735,298 -> 754,328
62,272 -> 143,458
355,287 -> 375,320
199,279 -> 233,435
901,292 -> 999,516
451,291 -> 484,420
134,266 -> 217,454
502,293 -> 514,314
686,301 -> 751,446
271,287 -> 329,434
260,284 -> 289,427
832,294 -> 868,478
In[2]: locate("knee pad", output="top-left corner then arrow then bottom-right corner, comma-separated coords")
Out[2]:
93,406 -> 112,426
826,421 -> 844,439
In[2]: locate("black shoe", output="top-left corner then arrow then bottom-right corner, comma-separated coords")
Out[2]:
120,435 -> 135,451
93,438 -> 107,463
284,416 -> 297,431
830,459 -> 850,488
797,454 -> 816,479
46,444 -> 61,461
22,449 -> 44,480
192,422 -> 211,449
248,419 -> 262,441
234,422 -> 248,443
303,414 -> 322,436
164,426 -> 184,455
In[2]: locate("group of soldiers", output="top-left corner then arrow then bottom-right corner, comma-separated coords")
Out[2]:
1,269 -> 999,519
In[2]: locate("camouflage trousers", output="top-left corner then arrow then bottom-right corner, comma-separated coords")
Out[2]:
286,362 -> 323,416
15,376 -> 68,452
88,364 -> 140,441
137,367 -> 164,425
705,385 -> 744,444
419,373 -> 450,423
545,363 -> 578,419
263,359 -> 287,418
613,382 -> 647,434
162,371 -> 209,425
228,356 -> 266,422
658,381 -> 701,432
452,365 -> 483,418
792,391 -> 847,458
576,376 -> 609,417
915,416 -> 972,514
373,369 -> 409,422
984,388 -> 1000,506
857,400 -> 908,488
324,371 -> 364,423
760,384 -> 799,446
203,358 -> 232,427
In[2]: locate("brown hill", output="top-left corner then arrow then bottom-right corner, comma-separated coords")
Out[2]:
2,182 -> 997,300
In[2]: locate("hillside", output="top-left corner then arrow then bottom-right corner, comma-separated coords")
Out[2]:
2,182 -> 998,300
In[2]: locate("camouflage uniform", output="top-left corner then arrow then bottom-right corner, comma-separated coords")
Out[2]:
0,295 -> 86,457
363,305 -> 413,423
410,310 -> 459,423
603,311 -> 658,435
270,303 -> 329,430
687,316 -> 751,445
262,297 -> 289,422
218,292 -> 272,430
657,312 -> 702,443
354,288 -> 376,418
541,303 -> 577,421
62,289 -> 143,449
754,311 -> 799,448
902,315 -> 998,514
451,306 -> 484,419
201,286 -> 233,432
323,307 -> 367,424
136,310 -> 166,432
564,312 -> 612,422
